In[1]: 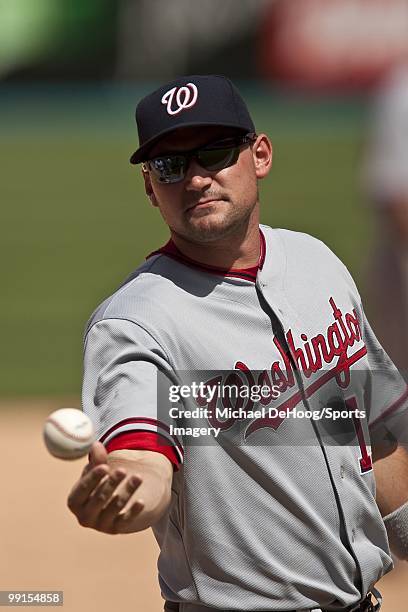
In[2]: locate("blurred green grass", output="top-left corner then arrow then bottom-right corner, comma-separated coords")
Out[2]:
0,85 -> 371,396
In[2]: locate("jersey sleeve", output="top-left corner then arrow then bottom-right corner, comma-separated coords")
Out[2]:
82,318 -> 184,466
361,309 -> 408,449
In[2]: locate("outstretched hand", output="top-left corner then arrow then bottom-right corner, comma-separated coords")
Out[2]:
67,442 -> 145,534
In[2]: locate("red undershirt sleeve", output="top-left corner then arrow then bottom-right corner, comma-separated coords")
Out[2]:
105,430 -> 181,470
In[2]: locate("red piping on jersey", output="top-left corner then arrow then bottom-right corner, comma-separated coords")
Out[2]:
370,383 -> 408,428
99,416 -> 183,454
147,228 -> 266,282
105,431 -> 181,470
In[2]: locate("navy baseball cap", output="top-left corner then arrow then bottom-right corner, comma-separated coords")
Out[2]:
129,75 -> 256,164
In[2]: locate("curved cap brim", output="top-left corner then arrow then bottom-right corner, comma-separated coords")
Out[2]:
129,121 -> 251,164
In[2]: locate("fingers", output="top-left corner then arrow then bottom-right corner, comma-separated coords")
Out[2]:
68,465 -> 109,511
113,497 -> 145,532
95,475 -> 143,533
67,465 -> 144,534
89,441 -> 108,466
91,469 -> 127,506
81,469 -> 128,524
81,442 -> 108,478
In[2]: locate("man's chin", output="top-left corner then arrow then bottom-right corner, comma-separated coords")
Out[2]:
182,215 -> 244,243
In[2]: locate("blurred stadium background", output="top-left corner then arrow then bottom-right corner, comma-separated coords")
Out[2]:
1,1 -> 408,610
5,0 -> 408,397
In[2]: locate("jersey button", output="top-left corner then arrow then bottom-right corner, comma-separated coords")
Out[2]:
340,465 -> 345,479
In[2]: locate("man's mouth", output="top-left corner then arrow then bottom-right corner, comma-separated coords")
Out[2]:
186,198 -> 225,212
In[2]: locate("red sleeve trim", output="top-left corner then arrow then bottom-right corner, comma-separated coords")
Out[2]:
99,416 -> 174,443
105,431 -> 181,470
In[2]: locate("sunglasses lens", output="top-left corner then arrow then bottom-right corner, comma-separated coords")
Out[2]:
149,155 -> 187,183
198,147 -> 239,171
146,137 -> 250,183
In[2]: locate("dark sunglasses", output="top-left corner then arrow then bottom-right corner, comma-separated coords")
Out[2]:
142,133 -> 257,184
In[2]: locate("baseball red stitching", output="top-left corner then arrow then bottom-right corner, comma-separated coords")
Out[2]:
46,417 -> 92,443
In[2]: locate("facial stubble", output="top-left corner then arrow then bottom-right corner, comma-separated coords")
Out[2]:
173,187 -> 260,245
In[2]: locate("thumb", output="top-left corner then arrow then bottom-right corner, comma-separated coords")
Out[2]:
88,441 -> 108,467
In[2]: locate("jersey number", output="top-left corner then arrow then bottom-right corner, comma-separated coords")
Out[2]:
345,396 -> 372,474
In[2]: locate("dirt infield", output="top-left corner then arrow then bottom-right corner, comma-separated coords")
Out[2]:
1,401 -> 407,611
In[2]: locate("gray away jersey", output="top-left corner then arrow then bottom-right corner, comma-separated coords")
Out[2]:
82,225 -> 408,611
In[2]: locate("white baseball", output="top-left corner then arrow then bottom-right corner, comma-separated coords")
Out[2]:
43,408 -> 95,460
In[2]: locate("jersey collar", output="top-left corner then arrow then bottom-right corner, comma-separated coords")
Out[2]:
147,228 -> 266,283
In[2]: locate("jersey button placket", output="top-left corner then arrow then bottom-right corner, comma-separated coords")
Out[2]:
340,465 -> 345,479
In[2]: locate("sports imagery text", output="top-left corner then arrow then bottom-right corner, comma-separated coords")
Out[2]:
166,381 -> 365,439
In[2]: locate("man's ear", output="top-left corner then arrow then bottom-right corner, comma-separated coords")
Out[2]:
252,134 -> 273,179
142,168 -> 159,207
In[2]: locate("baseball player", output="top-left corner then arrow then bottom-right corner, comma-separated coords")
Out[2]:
68,75 -> 408,612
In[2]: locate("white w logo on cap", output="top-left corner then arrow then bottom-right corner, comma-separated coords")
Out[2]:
161,83 -> 198,116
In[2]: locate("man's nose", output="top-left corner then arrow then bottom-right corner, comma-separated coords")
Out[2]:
184,159 -> 213,191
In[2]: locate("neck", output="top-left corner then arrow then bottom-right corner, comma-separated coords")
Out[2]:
170,213 -> 261,269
